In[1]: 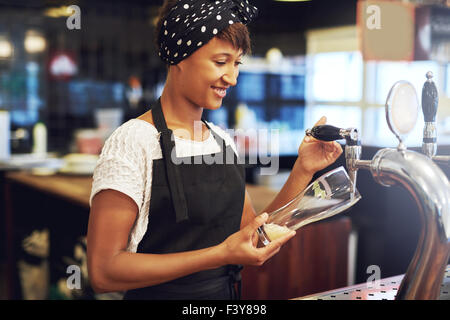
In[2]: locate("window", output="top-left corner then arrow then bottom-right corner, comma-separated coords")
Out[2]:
446,64 -> 450,97
363,107 -> 424,148
372,60 -> 440,105
307,105 -> 362,133
236,72 -> 265,102
306,51 -> 363,139
310,51 -> 363,102
279,74 -> 305,100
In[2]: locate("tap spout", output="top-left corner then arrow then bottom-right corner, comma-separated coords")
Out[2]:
356,148 -> 450,299
305,125 -> 362,194
345,145 -> 362,195
432,155 -> 450,167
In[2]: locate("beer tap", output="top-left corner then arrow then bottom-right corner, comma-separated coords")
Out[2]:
305,80 -> 450,300
422,71 -> 450,165
305,125 -> 363,196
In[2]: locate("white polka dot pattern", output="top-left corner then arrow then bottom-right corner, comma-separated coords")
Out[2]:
158,0 -> 258,65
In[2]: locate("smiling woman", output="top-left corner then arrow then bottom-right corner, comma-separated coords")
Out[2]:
87,0 -> 288,301
87,0 -> 341,301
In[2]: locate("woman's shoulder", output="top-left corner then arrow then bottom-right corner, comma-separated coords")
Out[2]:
100,118 -> 161,159
108,118 -> 159,142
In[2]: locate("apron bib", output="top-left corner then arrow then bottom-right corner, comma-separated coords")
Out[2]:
123,98 -> 245,300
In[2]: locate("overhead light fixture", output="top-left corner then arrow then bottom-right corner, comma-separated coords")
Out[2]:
24,30 -> 46,54
0,35 -> 13,59
44,6 -> 74,18
266,47 -> 283,65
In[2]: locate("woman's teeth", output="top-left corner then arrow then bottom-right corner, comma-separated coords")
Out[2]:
212,86 -> 226,97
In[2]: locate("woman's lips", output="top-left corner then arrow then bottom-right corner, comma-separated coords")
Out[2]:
212,86 -> 227,98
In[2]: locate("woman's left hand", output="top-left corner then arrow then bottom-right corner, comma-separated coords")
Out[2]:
295,116 -> 343,176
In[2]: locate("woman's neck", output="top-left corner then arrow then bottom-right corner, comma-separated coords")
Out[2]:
160,78 -> 203,128
159,77 -> 209,142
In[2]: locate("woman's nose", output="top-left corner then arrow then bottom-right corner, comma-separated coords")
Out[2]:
222,68 -> 238,87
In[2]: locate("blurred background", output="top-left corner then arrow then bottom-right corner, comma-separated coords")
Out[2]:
0,0 -> 449,300
0,0 -> 449,158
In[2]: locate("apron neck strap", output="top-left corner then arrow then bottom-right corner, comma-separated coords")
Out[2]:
152,98 -> 189,223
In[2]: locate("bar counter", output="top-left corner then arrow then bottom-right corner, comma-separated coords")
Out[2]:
294,265 -> 450,300
5,171 -> 93,208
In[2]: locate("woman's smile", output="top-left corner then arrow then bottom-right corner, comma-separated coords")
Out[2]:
211,86 -> 227,99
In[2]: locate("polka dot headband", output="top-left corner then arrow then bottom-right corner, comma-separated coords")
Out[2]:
158,0 -> 258,65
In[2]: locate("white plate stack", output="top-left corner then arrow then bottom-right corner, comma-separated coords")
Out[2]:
59,153 -> 99,175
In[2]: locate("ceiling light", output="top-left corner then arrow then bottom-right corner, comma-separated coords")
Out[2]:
0,36 -> 13,59
24,30 -> 46,54
44,6 -> 74,18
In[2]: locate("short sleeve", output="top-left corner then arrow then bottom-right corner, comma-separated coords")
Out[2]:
89,122 -> 152,211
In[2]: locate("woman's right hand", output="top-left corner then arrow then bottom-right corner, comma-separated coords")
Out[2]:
220,213 -> 296,266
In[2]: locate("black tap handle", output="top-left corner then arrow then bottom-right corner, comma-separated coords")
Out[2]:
422,71 -> 438,122
305,125 -> 343,141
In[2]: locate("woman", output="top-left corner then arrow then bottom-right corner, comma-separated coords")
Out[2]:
87,0 -> 342,300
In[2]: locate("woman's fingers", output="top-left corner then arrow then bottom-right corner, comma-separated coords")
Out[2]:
246,213 -> 268,238
256,229 -> 296,264
318,140 -> 342,154
313,116 -> 327,127
303,116 -> 327,144
334,142 -> 343,155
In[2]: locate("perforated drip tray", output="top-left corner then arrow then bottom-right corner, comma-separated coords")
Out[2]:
294,265 -> 450,300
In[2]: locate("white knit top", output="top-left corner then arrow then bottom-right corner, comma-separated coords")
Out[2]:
89,118 -> 239,253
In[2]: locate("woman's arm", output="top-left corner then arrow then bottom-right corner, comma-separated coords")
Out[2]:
87,189 -> 295,293
260,161 -> 314,214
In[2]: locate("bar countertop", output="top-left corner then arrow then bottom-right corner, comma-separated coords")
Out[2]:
294,264 -> 450,300
4,171 -> 93,208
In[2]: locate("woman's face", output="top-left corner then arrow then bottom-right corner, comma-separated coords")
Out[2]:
173,37 -> 243,110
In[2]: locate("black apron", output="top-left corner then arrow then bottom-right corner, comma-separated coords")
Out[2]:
123,98 -> 246,300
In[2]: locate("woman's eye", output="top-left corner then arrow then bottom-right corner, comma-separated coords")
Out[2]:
215,61 -> 242,66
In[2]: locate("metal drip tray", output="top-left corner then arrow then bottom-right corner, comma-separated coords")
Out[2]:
295,265 -> 450,300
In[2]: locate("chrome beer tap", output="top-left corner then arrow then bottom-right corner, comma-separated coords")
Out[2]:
422,71 -> 450,166
305,125 -> 361,194
305,81 -> 450,300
